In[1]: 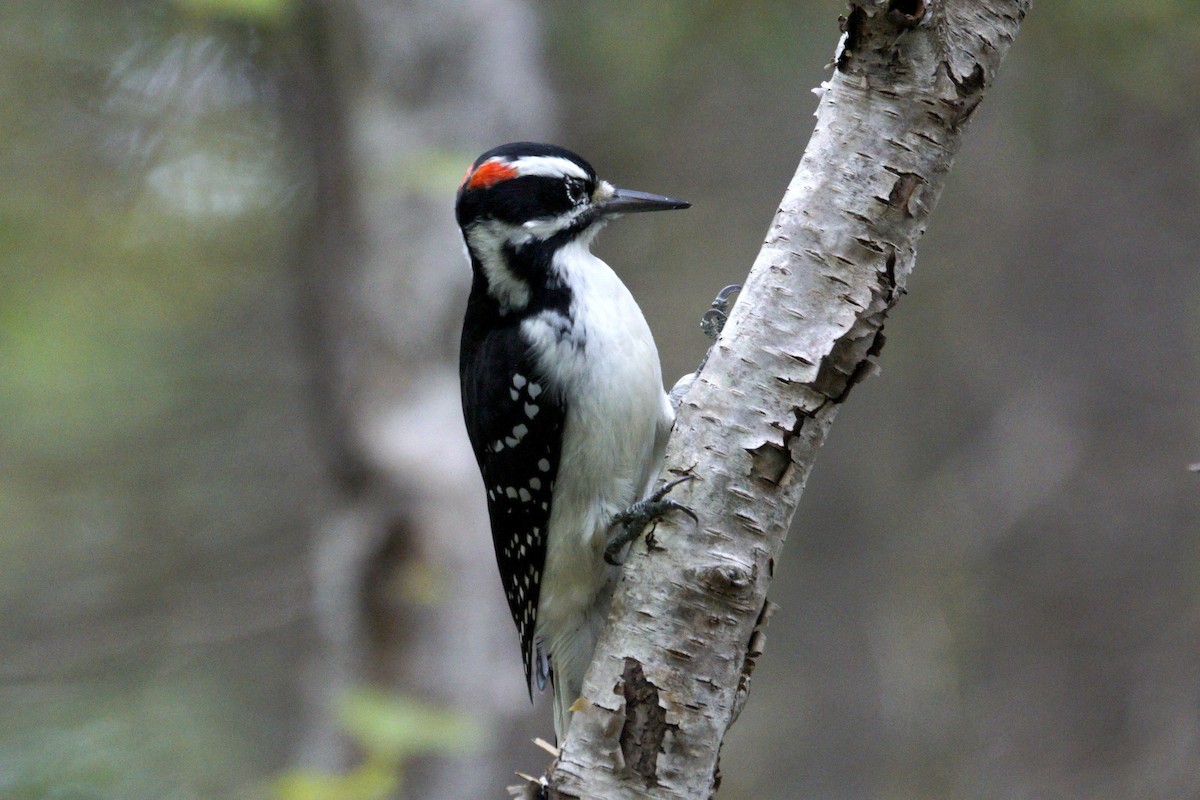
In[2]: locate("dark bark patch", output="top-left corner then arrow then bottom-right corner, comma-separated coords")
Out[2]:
847,328 -> 887,388
748,441 -> 791,485
945,61 -> 987,129
837,7 -> 867,72
883,248 -> 898,291
694,562 -> 756,600
615,658 -> 676,786
854,235 -> 885,253
886,0 -> 926,27
951,61 -> 987,97
886,172 -> 922,216
748,407 -> 806,486
815,323 -> 886,403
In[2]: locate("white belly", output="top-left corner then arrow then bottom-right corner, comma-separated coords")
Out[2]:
521,242 -> 671,679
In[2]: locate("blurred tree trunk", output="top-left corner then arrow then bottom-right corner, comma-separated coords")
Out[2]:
284,1 -> 556,796
545,2 -> 1032,798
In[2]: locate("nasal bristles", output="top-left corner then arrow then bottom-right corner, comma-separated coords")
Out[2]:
465,159 -> 519,190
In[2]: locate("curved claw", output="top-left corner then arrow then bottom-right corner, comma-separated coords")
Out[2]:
700,284 -> 742,340
604,539 -> 629,566
604,475 -> 698,565
714,284 -> 743,307
644,474 -> 696,506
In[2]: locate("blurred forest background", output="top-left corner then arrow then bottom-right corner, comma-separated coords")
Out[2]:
2,1 -> 1198,798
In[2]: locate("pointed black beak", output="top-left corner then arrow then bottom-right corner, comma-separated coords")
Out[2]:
596,187 -> 690,217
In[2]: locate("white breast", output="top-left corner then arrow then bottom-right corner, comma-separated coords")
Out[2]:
523,240 -> 672,649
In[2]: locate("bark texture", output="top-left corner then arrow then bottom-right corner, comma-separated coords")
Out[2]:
545,1 -> 1032,797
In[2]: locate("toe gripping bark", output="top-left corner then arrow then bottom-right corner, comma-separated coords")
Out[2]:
604,475 -> 698,565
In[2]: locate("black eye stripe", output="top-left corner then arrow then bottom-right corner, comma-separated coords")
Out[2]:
456,142 -> 601,229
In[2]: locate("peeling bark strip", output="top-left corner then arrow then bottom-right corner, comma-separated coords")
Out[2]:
545,2 -> 1031,798
616,658 -> 677,786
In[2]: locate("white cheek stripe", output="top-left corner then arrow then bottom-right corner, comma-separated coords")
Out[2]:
467,220 -> 531,311
521,206 -> 588,239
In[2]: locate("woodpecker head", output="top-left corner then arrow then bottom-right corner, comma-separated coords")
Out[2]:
456,143 -> 688,312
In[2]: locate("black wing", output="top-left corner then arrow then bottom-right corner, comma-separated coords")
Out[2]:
460,310 -> 564,694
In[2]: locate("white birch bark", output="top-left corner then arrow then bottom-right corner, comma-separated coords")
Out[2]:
540,2 -> 1033,797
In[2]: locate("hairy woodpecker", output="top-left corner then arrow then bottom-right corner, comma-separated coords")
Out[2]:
457,142 -> 688,739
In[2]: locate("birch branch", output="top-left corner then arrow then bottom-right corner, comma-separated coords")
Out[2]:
534,1 -> 1033,797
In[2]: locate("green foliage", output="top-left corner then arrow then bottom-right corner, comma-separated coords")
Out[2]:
272,688 -> 482,800
365,147 -> 481,200
171,0 -> 297,25
339,687 -> 483,759
274,768 -> 395,800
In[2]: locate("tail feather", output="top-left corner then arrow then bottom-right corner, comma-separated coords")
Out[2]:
540,563 -> 618,741
546,625 -> 598,742
551,669 -> 578,743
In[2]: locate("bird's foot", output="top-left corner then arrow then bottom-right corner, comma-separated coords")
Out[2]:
670,285 -> 742,413
604,475 -> 698,565
700,284 -> 742,340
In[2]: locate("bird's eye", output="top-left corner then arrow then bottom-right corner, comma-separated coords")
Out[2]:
565,179 -> 586,206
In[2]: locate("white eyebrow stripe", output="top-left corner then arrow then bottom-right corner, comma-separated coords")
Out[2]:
511,155 -> 589,181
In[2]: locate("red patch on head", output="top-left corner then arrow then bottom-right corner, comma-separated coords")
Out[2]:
464,159 -> 518,191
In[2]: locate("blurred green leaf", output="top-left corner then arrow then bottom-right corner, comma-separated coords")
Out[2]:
171,0 -> 296,25
360,147 -> 478,200
273,764 -> 395,800
269,688 -> 481,800
338,687 -> 483,760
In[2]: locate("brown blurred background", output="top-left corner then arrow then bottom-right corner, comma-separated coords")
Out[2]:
2,2 -> 1198,798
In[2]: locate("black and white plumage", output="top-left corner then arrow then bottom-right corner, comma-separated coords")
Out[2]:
457,142 -> 687,739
